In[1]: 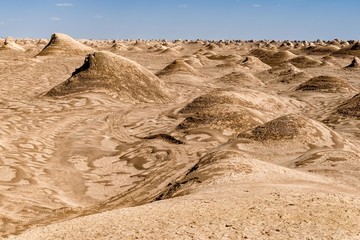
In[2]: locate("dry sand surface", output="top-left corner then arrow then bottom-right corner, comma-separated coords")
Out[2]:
1,33 -> 360,239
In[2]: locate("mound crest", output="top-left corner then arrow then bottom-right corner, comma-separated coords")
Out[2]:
214,71 -> 264,88
306,45 -> 340,55
238,114 -> 308,141
160,48 -> 180,55
177,105 -> 264,133
0,37 -> 25,51
177,90 -> 265,133
156,59 -> 203,77
178,90 -> 245,114
296,76 -> 356,93
350,41 -> 360,51
37,33 -> 94,56
333,41 -> 360,56
237,114 -> 348,151
240,56 -> 271,71
111,43 -> 128,51
345,57 -> 360,68
46,51 -> 173,103
336,94 -> 360,118
261,63 -> 310,84
177,89 -> 303,133
251,49 -> 297,66
289,56 -> 322,68
268,62 -> 302,75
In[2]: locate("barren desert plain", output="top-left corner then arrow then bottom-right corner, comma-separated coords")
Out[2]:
1,33 -> 360,239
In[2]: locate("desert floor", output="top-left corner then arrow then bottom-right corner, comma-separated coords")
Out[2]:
1,34 -> 360,239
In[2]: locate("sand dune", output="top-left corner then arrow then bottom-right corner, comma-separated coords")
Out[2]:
306,44 -> 341,55
335,93 -> 360,118
176,89 -> 304,136
214,71 -> 264,88
37,33 -> 94,56
345,56 -> 360,68
237,114 -> 346,146
2,35 -> 360,239
295,75 -> 357,93
0,37 -> 25,52
251,49 -> 297,66
289,55 -> 322,68
240,56 -> 271,71
46,51 -> 173,103
257,62 -> 311,85
333,41 -> 360,56
156,59 -> 203,77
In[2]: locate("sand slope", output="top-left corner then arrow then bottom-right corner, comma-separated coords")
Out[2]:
37,33 -> 94,56
46,51 -> 174,103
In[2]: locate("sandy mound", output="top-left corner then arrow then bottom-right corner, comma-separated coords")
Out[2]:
306,44 -> 341,55
132,40 -> 149,49
289,55 -> 322,68
214,71 -> 264,88
0,37 -> 25,52
160,47 -> 180,55
350,41 -> 360,50
289,149 -> 360,187
46,51 -> 173,102
177,105 -> 264,133
150,44 -> 167,52
267,62 -> 302,75
157,150 -> 333,201
179,90 -> 246,115
176,89 -> 303,133
295,75 -> 356,93
156,59 -> 204,77
182,56 -> 204,68
110,42 -> 128,51
267,50 -> 297,65
345,57 -> 360,68
333,41 -> 360,56
177,90 -> 264,133
268,63 -> 309,83
192,54 -> 213,66
335,93 -> 360,118
291,149 -> 360,171
206,43 -> 219,50
251,49 -> 297,66
205,53 -> 233,61
178,89 -> 300,115
257,62 -> 311,84
240,56 -> 271,71
278,71 -> 310,84
236,114 -> 352,158
37,33 -> 94,56
238,114 -> 319,141
211,54 -> 245,68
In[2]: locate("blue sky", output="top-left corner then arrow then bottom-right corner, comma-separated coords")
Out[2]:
0,0 -> 359,40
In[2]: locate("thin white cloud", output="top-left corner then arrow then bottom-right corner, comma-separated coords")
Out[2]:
56,3 -> 74,7
0,22 -> 5,25
94,15 -> 104,19
8,18 -> 21,22
179,4 -> 188,8
253,4 -> 261,7
50,17 -> 62,21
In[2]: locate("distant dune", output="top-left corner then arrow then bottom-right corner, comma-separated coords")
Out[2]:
0,37 -> 25,52
37,33 -> 94,56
